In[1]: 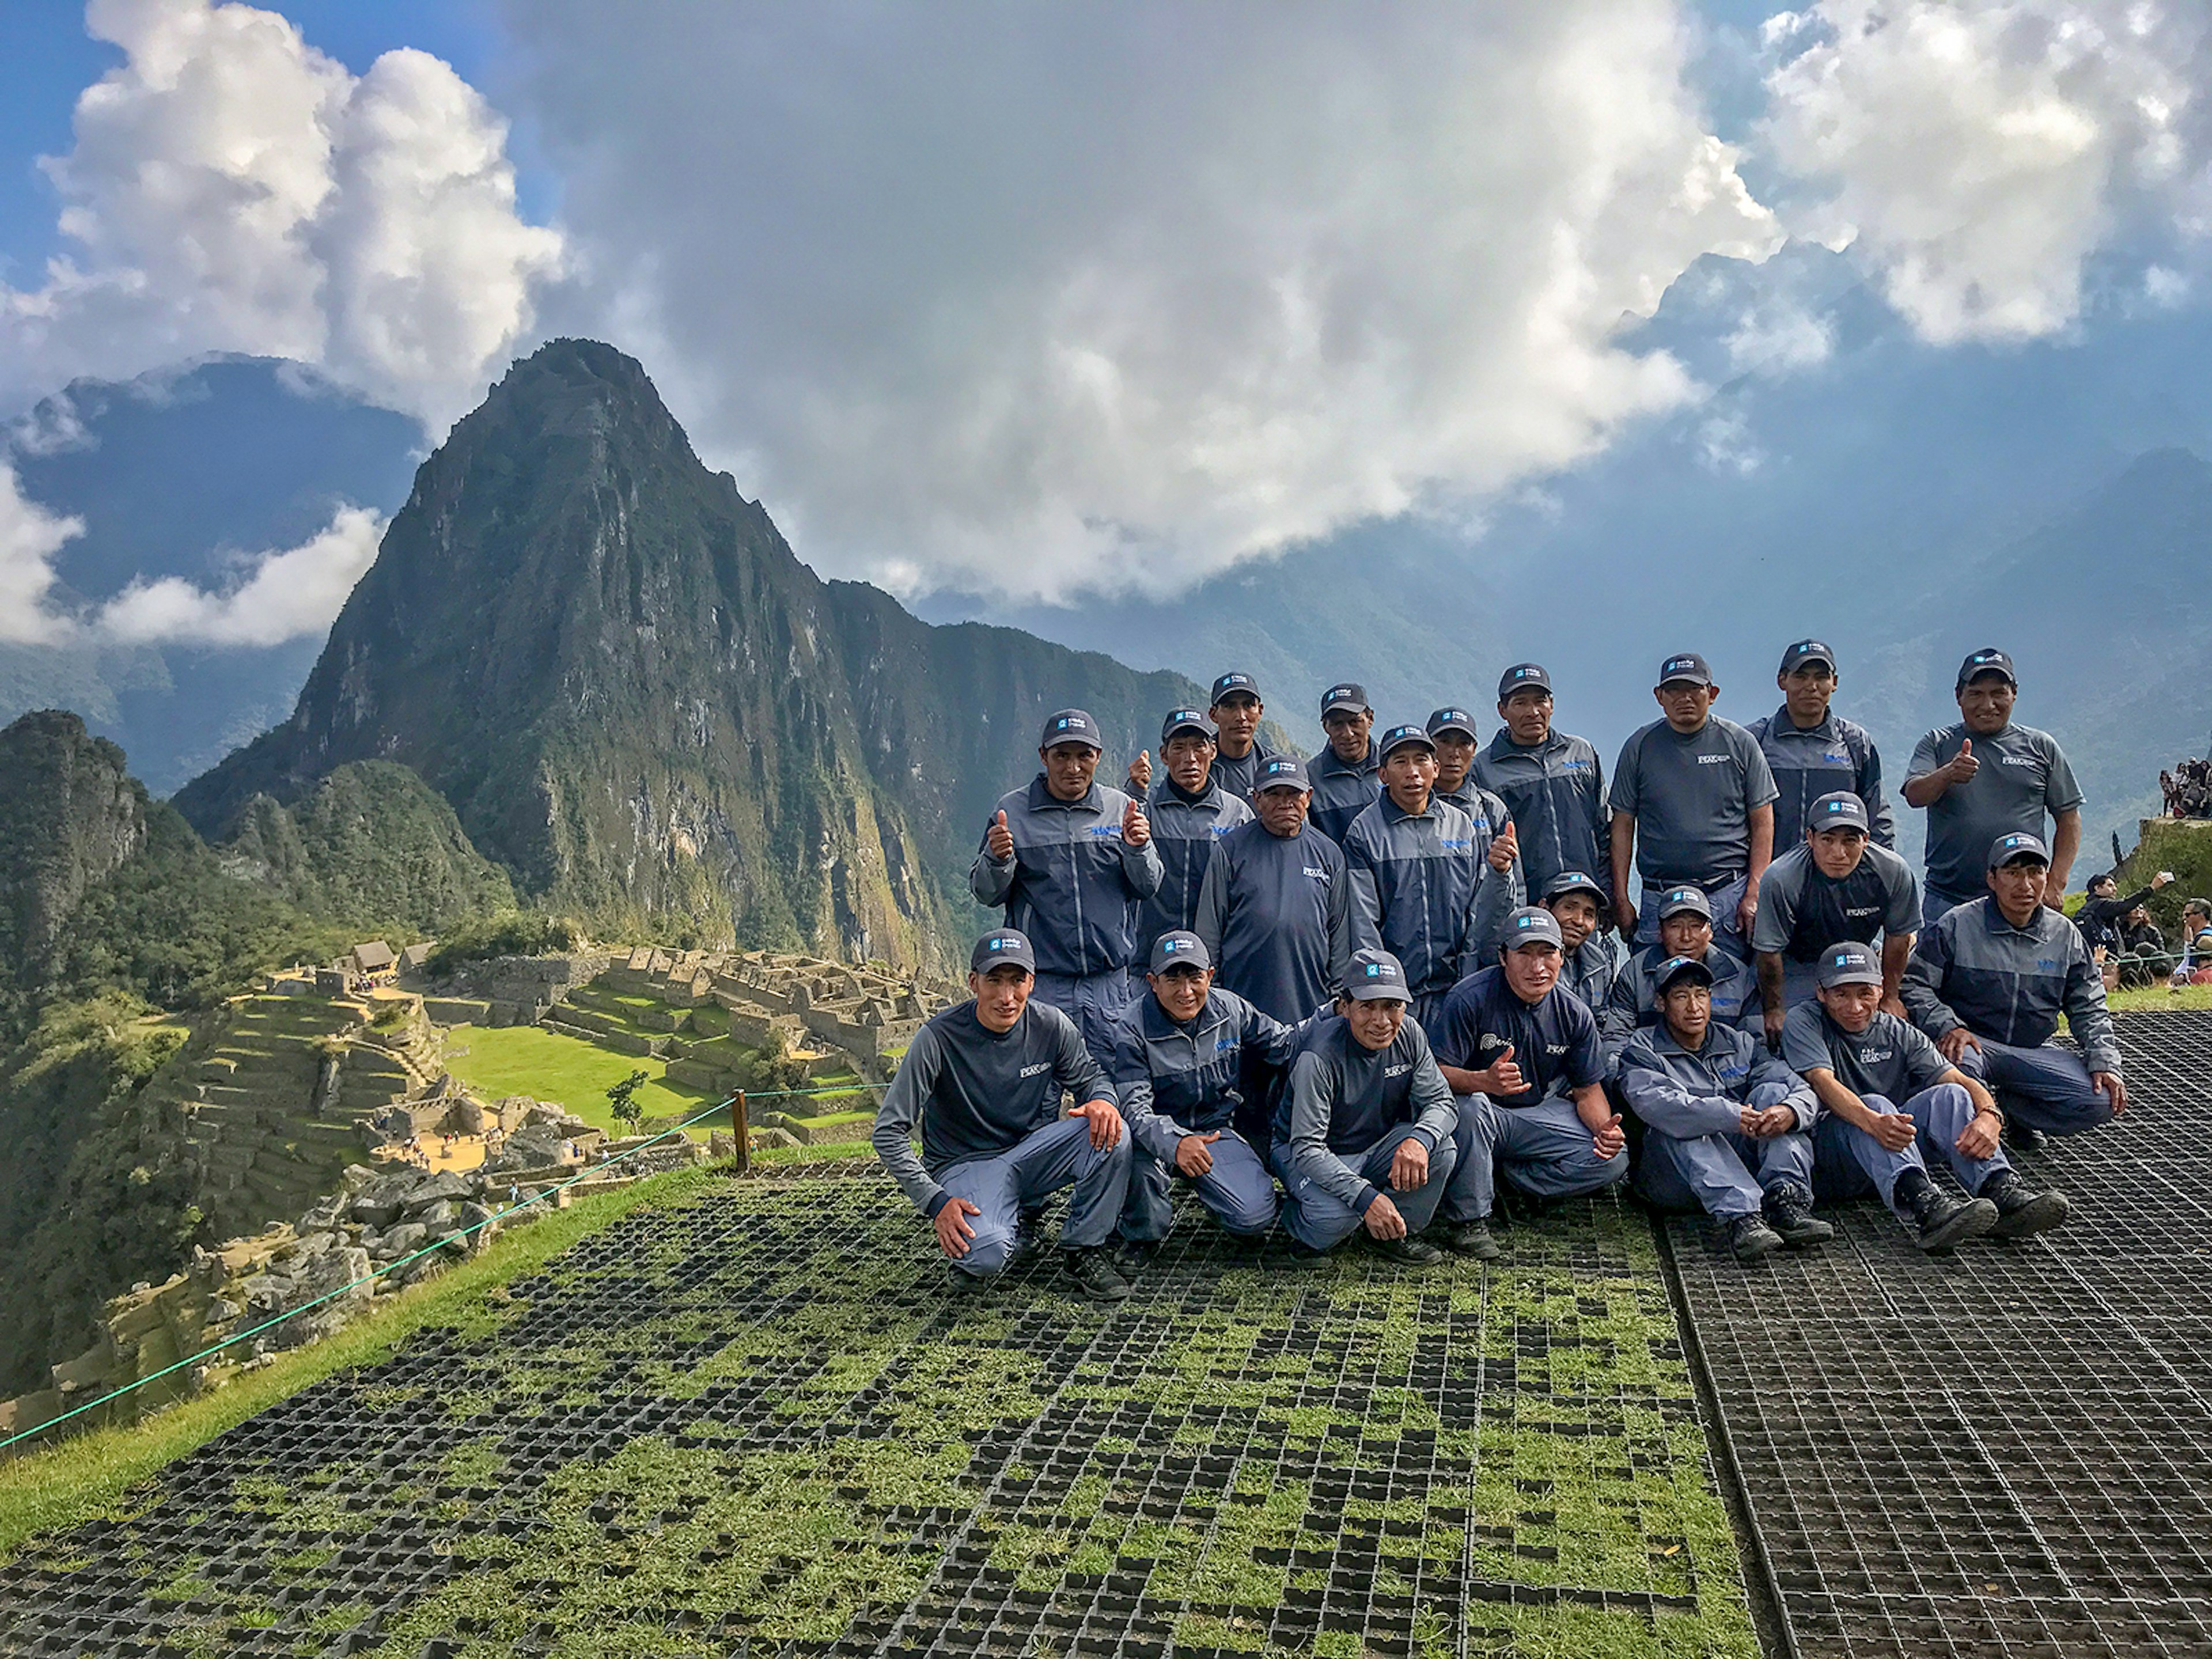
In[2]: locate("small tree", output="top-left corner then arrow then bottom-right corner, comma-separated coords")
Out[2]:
606,1069 -> 650,1132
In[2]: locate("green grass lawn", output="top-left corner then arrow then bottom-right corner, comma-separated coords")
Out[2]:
439,1023 -> 716,1136
2109,982 -> 2212,1013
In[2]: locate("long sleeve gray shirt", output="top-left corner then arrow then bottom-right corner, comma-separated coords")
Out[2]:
1280,1016 -> 1457,1214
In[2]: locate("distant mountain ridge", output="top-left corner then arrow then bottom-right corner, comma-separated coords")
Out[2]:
175,340 -> 1198,971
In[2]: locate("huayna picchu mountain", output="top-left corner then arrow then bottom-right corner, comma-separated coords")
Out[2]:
175,340 -> 1200,970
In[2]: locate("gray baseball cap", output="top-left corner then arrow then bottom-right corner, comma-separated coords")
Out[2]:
1956,647 -> 2017,690
971,930 -> 1037,975
1255,754 -> 1312,792
1657,652 -> 1713,688
1817,943 -> 1883,990
1808,792 -> 1870,835
1426,707 -> 1480,741
1321,681 -> 1370,717
1541,870 -> 1608,909
1149,931 -> 1213,974
1988,831 -> 2050,869
1378,723 -> 1435,760
1503,907 -> 1565,952
1654,953 -> 1715,993
1210,672 -> 1261,706
1497,662 -> 1552,702
1039,708 -> 1103,751
1160,708 -> 1213,745
1344,948 -> 1410,1001
1657,884 -> 1713,921
1779,639 -> 1838,676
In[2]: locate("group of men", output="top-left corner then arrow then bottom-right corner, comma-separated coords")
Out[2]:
874,643 -> 2133,1300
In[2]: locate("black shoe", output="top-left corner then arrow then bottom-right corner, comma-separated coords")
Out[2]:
1111,1237 -> 1160,1277
1440,1218 -> 1502,1261
1763,1184 -> 1835,1247
1063,1247 -> 1132,1304
2002,1122 -> 2047,1153
1369,1234 -> 1445,1266
1726,1213 -> 1786,1263
1982,1173 -> 2071,1239
1905,1183 -> 1998,1251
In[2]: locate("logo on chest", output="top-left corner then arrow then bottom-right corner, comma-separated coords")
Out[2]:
1302,867 -> 1330,880
1018,1062 -> 1053,1078
1088,824 -> 1123,839
1696,754 -> 1730,766
1479,1032 -> 1510,1052
1384,1063 -> 1411,1078
1858,1048 -> 1894,1063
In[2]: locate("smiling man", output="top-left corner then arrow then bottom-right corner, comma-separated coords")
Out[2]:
1272,949 -> 1461,1264
1609,652 -> 1778,959
1472,663 -> 1609,906
874,930 -> 1135,1302
1194,755 -> 1353,1023
1541,869 -> 1626,1013
1745,639 -> 1896,850
1752,791 -> 1922,1040
1309,681 -> 1383,845
1131,707 -> 1251,984
972,707 -> 1164,1069
1903,832 -> 2123,1152
1903,649 -> 2084,926
1603,884 -> 1761,1062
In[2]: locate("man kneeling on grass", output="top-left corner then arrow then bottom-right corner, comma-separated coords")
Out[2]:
1790,943 -> 2069,1250
1272,949 -> 1460,1266
873,929 -> 1135,1303
1619,954 -> 1831,1264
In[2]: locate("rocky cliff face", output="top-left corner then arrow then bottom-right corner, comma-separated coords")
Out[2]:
176,340 -> 1198,970
0,712 -> 147,980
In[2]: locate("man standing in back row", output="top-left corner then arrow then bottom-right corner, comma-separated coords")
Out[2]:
1609,652 -> 1778,960
1474,663 -> 1609,906
972,709 -> 1162,1070
1904,649 -> 2082,926
1207,673 -> 1275,803
1131,708 -> 1251,984
1195,755 -> 1352,1023
1745,639 -> 1895,849
1310,682 -> 1383,846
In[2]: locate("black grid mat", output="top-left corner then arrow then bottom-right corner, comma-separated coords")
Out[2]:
1665,1009 -> 2212,1658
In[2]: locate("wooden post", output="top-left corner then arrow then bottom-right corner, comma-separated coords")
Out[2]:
728,1090 -> 751,1176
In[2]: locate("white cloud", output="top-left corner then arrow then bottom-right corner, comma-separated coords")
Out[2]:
514,1 -> 1781,602
1760,0 -> 2212,344
0,464 -> 86,643
1725,297 -> 1836,373
0,0 -> 562,431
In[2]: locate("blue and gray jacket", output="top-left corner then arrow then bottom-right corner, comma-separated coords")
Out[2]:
1746,706 -> 1896,849
970,774 -> 1165,979
1602,944 -> 1761,1057
1193,819 -> 1353,1024
1616,1020 -> 1817,1139
1210,739 -> 1278,806
1309,738 -> 1382,846
1562,931 -> 1627,1014
1903,896 -> 2120,1073
1109,986 -> 1298,1162
1134,777 -> 1252,967
1277,1014 -> 1458,1213
1437,777 -> 1528,926
1340,794 -> 1518,1000
1469,729 -> 1608,903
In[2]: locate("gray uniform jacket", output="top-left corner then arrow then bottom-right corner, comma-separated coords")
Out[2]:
1309,738 -> 1382,846
1342,794 -> 1517,999
1617,1020 -> 1817,1138
1470,730 -> 1608,903
1603,945 -> 1761,1051
1747,707 -> 1896,849
1437,778 -> 1528,933
1903,896 -> 2120,1074
1905,722 -> 2084,904
1135,777 -> 1252,966
1282,1016 -> 1458,1214
1193,820 -> 1353,1024
1752,843 -> 1921,962
1562,932 -> 1627,1014
971,774 -> 1165,978
1109,987 -> 1298,1162
1210,740 -> 1277,806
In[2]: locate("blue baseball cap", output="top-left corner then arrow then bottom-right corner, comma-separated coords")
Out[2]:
1654,953 -> 1714,993
1343,948 -> 1409,1001
1657,652 -> 1713,688
1320,682 -> 1370,717
1988,831 -> 2050,870
1426,707 -> 1480,741
1255,754 -> 1311,792
1657,885 -> 1712,921
1817,944 -> 1883,989
1160,708 -> 1213,745
1808,792 -> 1870,835
1957,647 -> 2017,690
1498,662 -> 1552,702
971,930 -> 1037,975
1210,672 -> 1262,706
1378,724 -> 1435,760
1039,708 -> 1103,751
1149,931 -> 1213,974
1503,907 -> 1565,952
1779,639 -> 1838,675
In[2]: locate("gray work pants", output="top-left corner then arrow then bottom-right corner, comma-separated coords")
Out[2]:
1811,1083 -> 2010,1214
1952,1038 -> 2115,1135
1271,1128 -> 1458,1251
934,1116 -> 1132,1275
1031,969 -> 1138,1074
1122,1129 -> 1278,1241
1442,1092 -> 1627,1222
1633,1082 -> 1813,1220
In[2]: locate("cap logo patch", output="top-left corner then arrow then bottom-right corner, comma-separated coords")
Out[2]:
1666,657 -> 1695,673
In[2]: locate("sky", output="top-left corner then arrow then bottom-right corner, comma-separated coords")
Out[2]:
4,0 -> 2212,652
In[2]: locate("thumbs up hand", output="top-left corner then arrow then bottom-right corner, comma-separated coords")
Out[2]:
1127,749 -> 1153,792
1948,737 -> 1979,782
987,809 -> 1014,861
1478,1043 -> 1523,1096
1122,796 -> 1152,849
1488,819 -> 1518,874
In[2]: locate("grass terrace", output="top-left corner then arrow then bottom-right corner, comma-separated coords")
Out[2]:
440,1023 -> 718,1137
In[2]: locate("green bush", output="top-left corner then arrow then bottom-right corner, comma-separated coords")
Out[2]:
424,912 -> 584,978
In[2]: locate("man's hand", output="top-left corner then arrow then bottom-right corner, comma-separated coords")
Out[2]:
1071,1098 -> 1123,1149
2041,872 -> 2066,911
1590,1113 -> 1626,1160
1175,1131 -> 1219,1176
1763,1005 -> 1786,1047
2154,870 -> 2177,891
1122,797 -> 1152,849
1879,992 -> 1909,1022
1866,1109 -> 1918,1153
1737,887 -> 1759,939
1488,820 -> 1518,874
1946,738 -> 1979,783
2094,1070 -> 2128,1117
1615,892 -> 1638,941
1126,749 -> 1153,793
934,1197 -> 981,1259
986,809 -> 1014,861
1363,1192 -> 1408,1240
1471,1044 -> 1523,1097
1936,1027 -> 1982,1065
1956,1108 -> 2001,1161
1390,1137 -> 1431,1192
1740,1105 -> 1796,1139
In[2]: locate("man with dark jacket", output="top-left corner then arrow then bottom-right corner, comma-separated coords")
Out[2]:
1745,639 -> 1896,849
1309,681 -> 1382,845
1131,709 -> 1251,982
2074,869 -> 2175,957
1472,663 -> 1608,906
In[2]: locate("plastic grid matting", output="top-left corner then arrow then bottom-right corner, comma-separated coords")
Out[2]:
1665,1009 -> 2212,1659
0,1178 -> 1756,1658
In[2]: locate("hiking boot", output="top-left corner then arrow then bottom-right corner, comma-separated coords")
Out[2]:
1369,1234 -> 1445,1266
1982,1173 -> 2071,1240
1726,1213 -> 1786,1263
1063,1248 -> 1132,1304
1112,1237 -> 1161,1277
1901,1176 -> 1997,1251
2002,1122 -> 2047,1153
1763,1184 -> 1835,1247
1439,1218 -> 1502,1261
